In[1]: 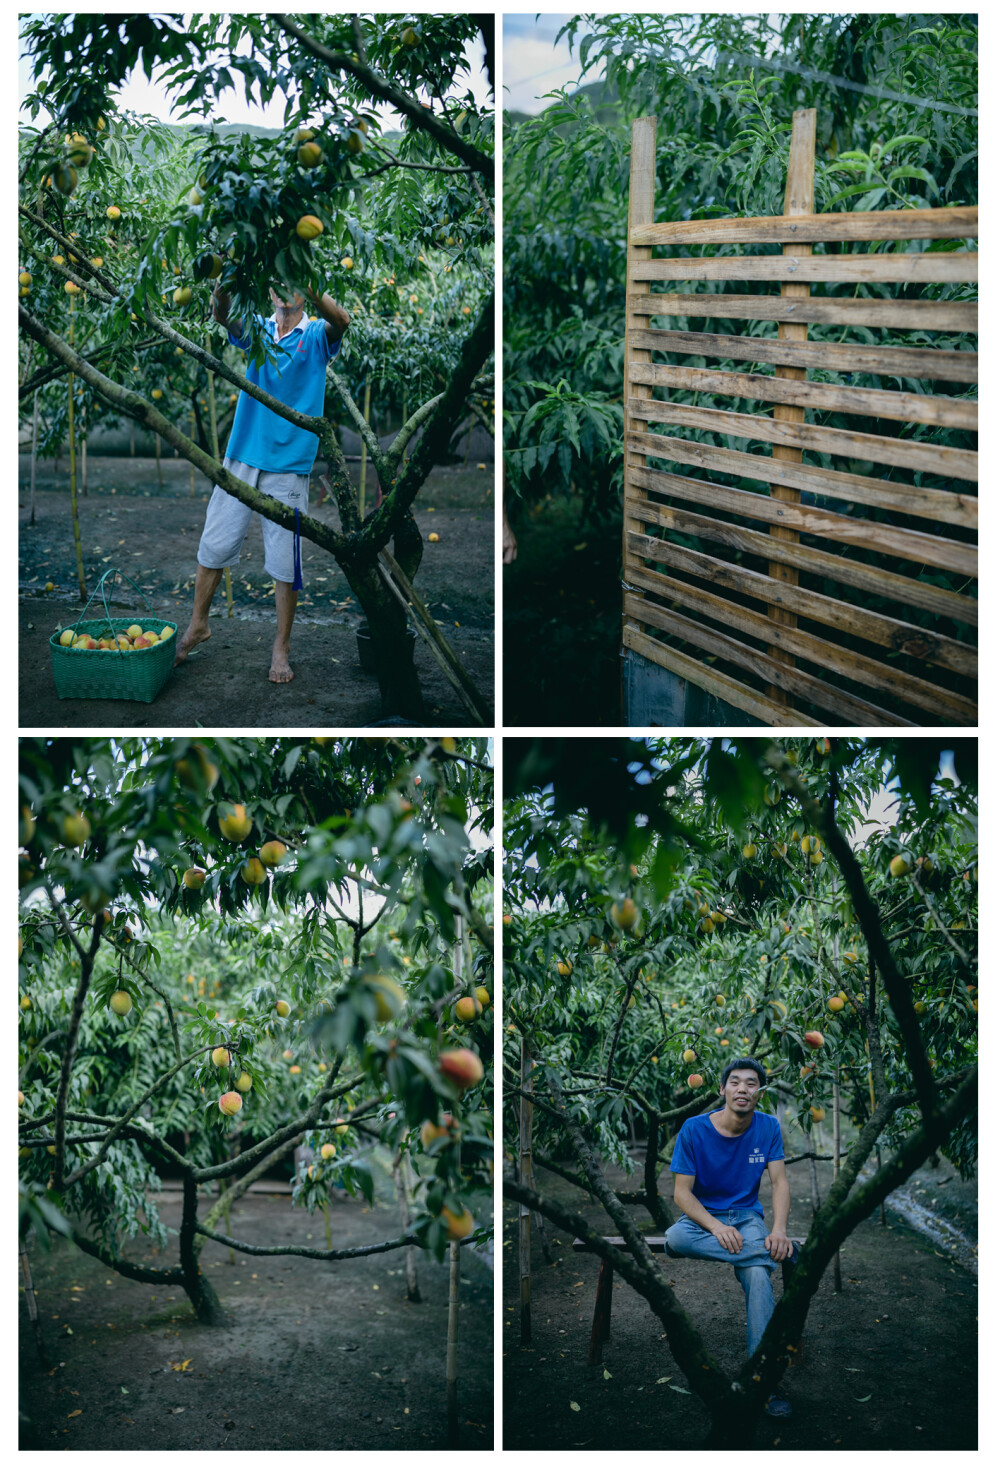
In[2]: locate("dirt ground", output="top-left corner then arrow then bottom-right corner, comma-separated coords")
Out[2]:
19,454 -> 494,728
20,1183 -> 493,1451
503,1153 -> 977,1450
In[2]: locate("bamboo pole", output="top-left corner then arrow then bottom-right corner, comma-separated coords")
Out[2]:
223,1198 -> 234,1264
621,116 -> 657,665
130,422 -> 135,458
189,412 -> 196,495
519,1036 -> 533,1346
19,1237 -> 48,1370
81,433 -> 87,496
155,432 -> 163,488
67,299 -> 86,601
832,1078 -> 842,1291
395,1155 -> 421,1301
323,1200 -> 333,1252
359,375 -> 371,518
446,1238 -> 460,1444
766,107 -> 816,704
29,390 -> 38,526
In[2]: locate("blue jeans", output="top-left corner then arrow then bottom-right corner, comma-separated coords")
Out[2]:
665,1210 -> 797,1358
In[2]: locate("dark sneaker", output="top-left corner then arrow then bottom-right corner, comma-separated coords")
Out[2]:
765,1393 -> 792,1418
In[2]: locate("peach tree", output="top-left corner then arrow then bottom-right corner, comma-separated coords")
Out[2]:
502,736 -> 976,1448
19,735 -> 493,1324
18,13 -> 495,715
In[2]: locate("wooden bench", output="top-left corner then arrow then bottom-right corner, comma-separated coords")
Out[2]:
572,1233 -> 804,1366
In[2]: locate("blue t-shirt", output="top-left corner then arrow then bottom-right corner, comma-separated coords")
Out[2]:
670,1110 -> 784,1217
227,314 -> 340,474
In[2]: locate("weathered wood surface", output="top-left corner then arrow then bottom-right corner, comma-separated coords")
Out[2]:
626,292 -> 979,333
627,326 -> 979,383
626,427 -> 977,526
626,465 -> 977,576
629,204 -> 977,247
625,497 -> 978,630
628,362 -> 978,430
630,253 -> 978,284
626,395 -> 979,484
622,117 -> 658,601
622,619 -> 822,726
626,554 -> 975,722
626,530 -> 977,687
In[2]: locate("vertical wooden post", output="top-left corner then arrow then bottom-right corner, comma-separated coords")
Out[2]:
446,1238 -> 460,1443
29,390 -> 38,526
519,1036 -> 533,1346
766,107 -> 816,702
155,433 -> 163,488
359,376 -> 371,518
622,117 -> 657,641
19,1237 -> 48,1370
67,300 -> 86,601
81,433 -> 87,496
189,412 -> 196,495
832,1077 -> 842,1291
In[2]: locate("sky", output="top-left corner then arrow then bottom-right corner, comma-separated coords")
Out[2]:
18,16 -> 491,131
502,11 -> 588,114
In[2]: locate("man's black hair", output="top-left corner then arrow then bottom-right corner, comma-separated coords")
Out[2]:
721,1056 -> 767,1090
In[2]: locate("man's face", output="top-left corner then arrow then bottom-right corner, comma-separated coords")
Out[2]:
269,287 -> 305,313
723,1071 -> 762,1113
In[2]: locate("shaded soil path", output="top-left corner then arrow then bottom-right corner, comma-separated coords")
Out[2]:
503,1154 -> 977,1450
20,455 -> 494,727
20,1187 -> 493,1450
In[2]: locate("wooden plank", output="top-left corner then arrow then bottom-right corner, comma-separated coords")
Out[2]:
628,327 -> 979,383
627,465 -> 976,577
631,253 -> 979,285
767,110 -> 811,706
626,555 -> 976,721
624,498 -> 978,628
627,395 -> 979,485
627,292 -> 979,334
627,530 -> 977,682
629,363 -> 978,431
623,591 -> 911,725
622,116 -> 658,643
622,619 -> 822,726
630,204 -> 977,247
626,428 -> 978,528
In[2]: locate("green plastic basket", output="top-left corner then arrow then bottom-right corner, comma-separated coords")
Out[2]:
50,570 -> 178,703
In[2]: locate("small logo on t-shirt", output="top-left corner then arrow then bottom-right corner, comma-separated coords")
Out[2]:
748,1147 -> 765,1166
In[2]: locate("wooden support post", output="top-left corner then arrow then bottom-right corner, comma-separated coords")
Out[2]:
519,1037 -> 533,1346
81,433 -> 87,496
446,1239 -> 460,1444
29,390 -> 38,527
766,107 -> 816,702
832,1077 -> 842,1291
19,1237 -> 49,1370
588,1255 -> 614,1365
67,300 -> 86,601
155,432 -> 163,488
622,118 -> 657,653
359,376 -> 371,518
190,412 -> 196,495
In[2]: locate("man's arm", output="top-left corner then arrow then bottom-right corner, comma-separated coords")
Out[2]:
764,1159 -> 794,1261
303,287 -> 350,345
673,1172 -> 744,1253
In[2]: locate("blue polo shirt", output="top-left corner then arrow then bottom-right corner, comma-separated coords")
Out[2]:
227,314 -> 340,474
670,1110 -> 784,1218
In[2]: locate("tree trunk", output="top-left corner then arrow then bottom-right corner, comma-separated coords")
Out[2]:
394,1157 -> 421,1302
346,555 -> 424,717
179,1176 -> 225,1324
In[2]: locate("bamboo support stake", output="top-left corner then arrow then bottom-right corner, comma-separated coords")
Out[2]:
766,107 -> 816,703
29,390 -> 38,526
446,1238 -> 460,1444
130,422 -> 135,459
832,1077 -> 842,1291
19,1237 -> 48,1370
323,1200 -> 333,1252
395,1154 -> 421,1301
359,376 -> 371,518
622,117 -> 657,639
223,1198 -> 234,1264
519,1036 -> 533,1346
189,412 -> 196,495
81,433 -> 87,496
67,300 -> 86,601
155,432 -> 163,488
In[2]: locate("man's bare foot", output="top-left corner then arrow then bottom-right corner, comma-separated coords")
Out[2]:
174,623 -> 211,666
269,647 -> 294,684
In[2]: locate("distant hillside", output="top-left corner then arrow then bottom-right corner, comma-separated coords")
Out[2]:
507,76 -> 621,129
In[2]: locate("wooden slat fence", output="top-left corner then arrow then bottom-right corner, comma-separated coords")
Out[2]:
622,109 -> 977,727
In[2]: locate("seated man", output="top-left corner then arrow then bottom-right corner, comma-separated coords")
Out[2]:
665,1056 -> 797,1418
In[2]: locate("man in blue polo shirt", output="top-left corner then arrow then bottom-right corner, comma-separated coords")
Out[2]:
174,280 -> 350,683
666,1056 -> 797,1418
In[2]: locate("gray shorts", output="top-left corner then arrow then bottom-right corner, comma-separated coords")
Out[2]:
198,457 -> 309,584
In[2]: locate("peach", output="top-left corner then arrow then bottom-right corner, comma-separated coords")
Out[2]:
438,1048 -> 483,1092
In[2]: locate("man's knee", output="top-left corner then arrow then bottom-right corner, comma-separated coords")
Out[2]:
664,1221 -> 686,1258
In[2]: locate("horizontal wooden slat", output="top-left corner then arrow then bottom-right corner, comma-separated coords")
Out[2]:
627,553 -> 975,720
624,592 -> 911,724
627,292 -> 979,334
630,206 -> 977,248
626,427 -> 977,528
624,497 -> 978,629
626,463 -> 977,577
628,327 -> 978,384
631,254 -> 979,285
627,530 -> 977,684
629,363 -> 978,431
627,395 -> 979,485
623,619 -> 822,726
